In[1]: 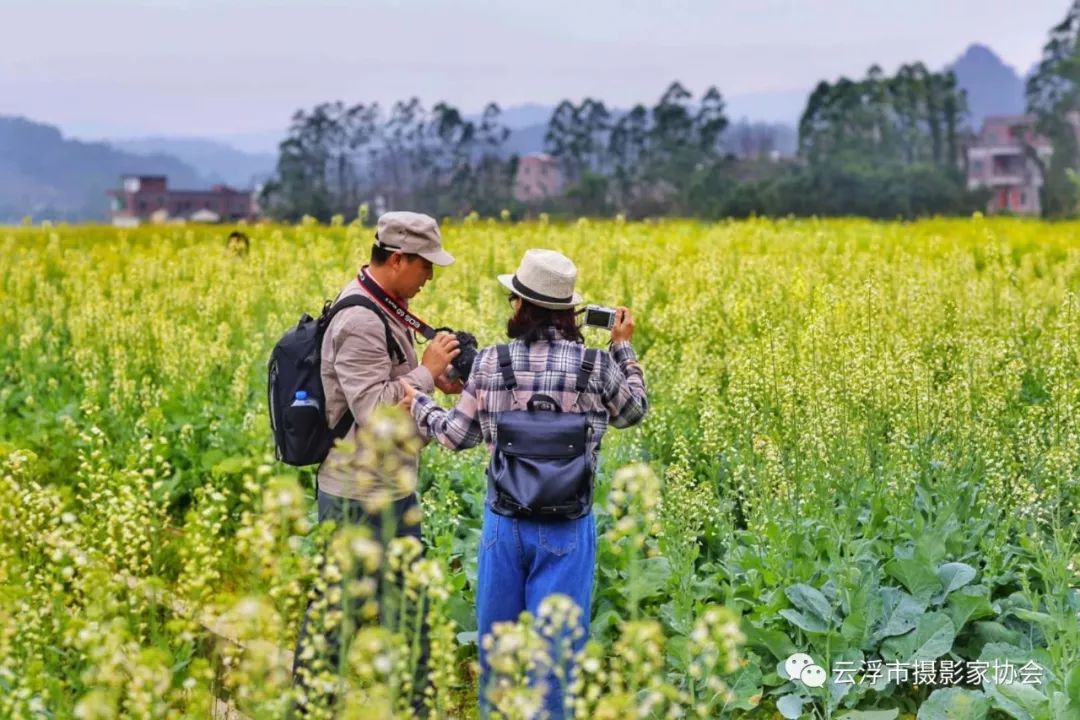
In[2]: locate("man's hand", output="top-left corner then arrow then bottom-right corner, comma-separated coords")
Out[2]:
421,332 -> 460,380
398,378 -> 418,410
434,372 -> 465,395
611,306 -> 635,344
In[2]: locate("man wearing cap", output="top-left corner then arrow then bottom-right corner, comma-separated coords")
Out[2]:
292,211 -> 460,714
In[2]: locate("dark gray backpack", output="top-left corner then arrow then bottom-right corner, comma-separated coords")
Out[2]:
486,344 -> 598,520
268,295 -> 403,466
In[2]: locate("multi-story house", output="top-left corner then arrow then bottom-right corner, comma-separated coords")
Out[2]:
966,113 -> 1080,215
513,153 -> 564,204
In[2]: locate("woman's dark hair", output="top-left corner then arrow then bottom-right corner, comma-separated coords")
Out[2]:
507,295 -> 584,344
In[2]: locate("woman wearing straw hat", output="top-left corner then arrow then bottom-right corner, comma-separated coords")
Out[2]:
400,248 -> 648,717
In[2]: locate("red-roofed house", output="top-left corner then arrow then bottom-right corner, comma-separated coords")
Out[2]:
107,175 -> 257,226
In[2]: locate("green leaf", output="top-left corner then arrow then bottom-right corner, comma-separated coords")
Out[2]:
876,587 -> 926,639
1011,608 -> 1056,631
977,642 -> 1033,666
827,649 -> 864,710
838,710 -> 900,720
780,608 -> 830,633
762,670 -> 787,688
786,583 -> 836,623
448,593 -> 476,635
743,623 -> 798,661
666,635 -> 690,674
620,555 -> 671,602
589,607 -> 622,639
1068,665 -> 1080,705
777,694 -> 805,719
1049,692 -> 1080,720
841,581 -> 883,649
660,600 -> 693,636
886,557 -> 942,601
973,621 -> 1021,646
984,681 -> 1048,720
722,661 -> 764,711
200,447 -> 226,470
937,562 -> 977,596
881,611 -> 956,662
946,585 -> 995,631
975,643 -> 1055,690
908,612 -> 957,661
210,454 -> 250,477
917,687 -> 989,720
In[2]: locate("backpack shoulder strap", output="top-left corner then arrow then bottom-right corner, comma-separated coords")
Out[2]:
562,347 -> 598,413
322,295 -> 405,438
325,295 -> 405,365
331,408 -> 355,439
495,344 -> 517,390
575,348 -> 598,394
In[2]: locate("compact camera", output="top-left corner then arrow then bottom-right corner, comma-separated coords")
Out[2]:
583,304 -> 618,330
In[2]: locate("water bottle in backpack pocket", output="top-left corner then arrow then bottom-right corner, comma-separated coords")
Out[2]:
283,391 -> 325,462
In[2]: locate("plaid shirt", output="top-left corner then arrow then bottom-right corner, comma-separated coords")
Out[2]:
411,328 -> 648,465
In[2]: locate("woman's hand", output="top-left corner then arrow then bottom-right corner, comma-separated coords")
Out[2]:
398,378 -> 418,411
434,372 -> 465,395
611,306 -> 635,344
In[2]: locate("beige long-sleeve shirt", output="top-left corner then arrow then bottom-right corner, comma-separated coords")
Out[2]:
317,275 -> 434,501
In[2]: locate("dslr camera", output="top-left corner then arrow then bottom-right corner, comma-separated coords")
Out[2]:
435,327 -> 479,381
583,304 -> 618,330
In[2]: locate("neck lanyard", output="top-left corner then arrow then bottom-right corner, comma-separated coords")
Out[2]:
358,268 -> 438,341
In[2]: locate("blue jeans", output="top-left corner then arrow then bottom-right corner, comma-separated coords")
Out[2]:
476,505 -> 596,719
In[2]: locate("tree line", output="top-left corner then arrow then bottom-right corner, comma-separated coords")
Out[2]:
261,2 -> 1080,221
1027,0 -> 1080,216
260,100 -> 515,220
261,72 -> 981,222
731,62 -> 982,219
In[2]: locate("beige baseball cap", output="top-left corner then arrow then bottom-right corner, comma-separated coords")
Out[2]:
375,211 -> 454,266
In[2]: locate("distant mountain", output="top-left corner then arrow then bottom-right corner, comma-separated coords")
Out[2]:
213,129 -> 289,156
472,103 -> 554,130
725,89 -> 806,126
504,123 -> 549,157
949,44 -> 1027,128
0,116 -> 204,222
110,137 -> 275,188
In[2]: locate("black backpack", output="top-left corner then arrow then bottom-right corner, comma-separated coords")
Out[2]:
268,295 -> 404,466
486,344 -> 598,520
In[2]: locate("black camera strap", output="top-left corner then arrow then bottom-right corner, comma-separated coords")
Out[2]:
357,267 -> 438,341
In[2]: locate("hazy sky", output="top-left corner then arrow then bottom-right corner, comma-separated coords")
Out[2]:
0,0 -> 1068,149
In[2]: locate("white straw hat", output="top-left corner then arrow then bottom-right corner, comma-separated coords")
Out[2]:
497,249 -> 583,310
